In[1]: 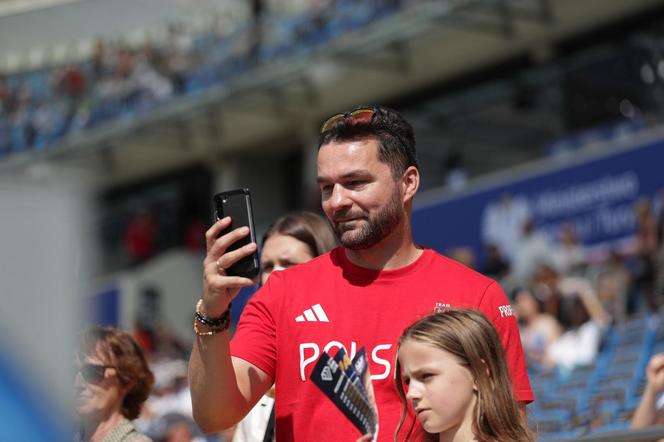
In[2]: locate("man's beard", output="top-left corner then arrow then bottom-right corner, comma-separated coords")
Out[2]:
333,188 -> 403,250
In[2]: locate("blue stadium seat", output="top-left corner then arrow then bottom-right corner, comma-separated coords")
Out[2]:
526,313 -> 659,438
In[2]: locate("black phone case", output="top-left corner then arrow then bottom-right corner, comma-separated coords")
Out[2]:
212,188 -> 260,278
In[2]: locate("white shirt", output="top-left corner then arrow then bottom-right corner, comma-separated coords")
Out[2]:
232,394 -> 275,442
547,320 -> 603,371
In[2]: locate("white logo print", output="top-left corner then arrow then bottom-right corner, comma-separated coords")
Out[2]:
299,341 -> 393,381
498,304 -> 514,317
321,366 -> 333,381
434,302 -> 451,313
295,303 -> 329,322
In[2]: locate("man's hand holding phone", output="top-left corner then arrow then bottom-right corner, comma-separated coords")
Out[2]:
201,216 -> 258,318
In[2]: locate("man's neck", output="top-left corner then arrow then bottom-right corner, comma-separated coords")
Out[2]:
344,229 -> 422,270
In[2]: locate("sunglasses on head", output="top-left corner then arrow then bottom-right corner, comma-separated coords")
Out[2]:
320,108 -> 375,134
320,107 -> 416,168
75,363 -> 115,384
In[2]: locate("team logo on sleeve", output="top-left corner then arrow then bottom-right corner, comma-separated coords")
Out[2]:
498,304 -> 514,317
433,302 -> 451,313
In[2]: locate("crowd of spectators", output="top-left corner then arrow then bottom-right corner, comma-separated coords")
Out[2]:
454,190 -> 664,437
0,39 -> 188,154
0,0 -> 402,158
475,191 -> 664,377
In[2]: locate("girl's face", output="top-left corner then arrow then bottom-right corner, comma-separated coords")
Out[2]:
399,339 -> 477,440
260,234 -> 314,285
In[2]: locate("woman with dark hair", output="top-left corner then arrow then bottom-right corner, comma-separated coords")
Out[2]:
74,326 -> 154,442
232,211 -> 337,442
258,210 -> 338,286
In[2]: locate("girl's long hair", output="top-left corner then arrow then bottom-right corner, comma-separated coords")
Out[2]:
394,309 -> 533,442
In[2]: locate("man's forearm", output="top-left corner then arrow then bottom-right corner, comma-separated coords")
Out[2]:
189,331 -> 250,433
192,216 -> 269,433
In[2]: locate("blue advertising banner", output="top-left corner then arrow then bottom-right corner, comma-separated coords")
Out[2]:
413,136 -> 663,269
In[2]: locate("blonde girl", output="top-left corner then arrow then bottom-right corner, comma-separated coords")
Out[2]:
393,309 -> 533,442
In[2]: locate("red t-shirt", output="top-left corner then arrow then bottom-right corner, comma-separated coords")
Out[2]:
231,248 -> 533,441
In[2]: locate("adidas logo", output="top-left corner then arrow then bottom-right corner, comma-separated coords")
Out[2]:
295,303 -> 329,322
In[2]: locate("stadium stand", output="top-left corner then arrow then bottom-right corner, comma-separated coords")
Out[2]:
0,0 -> 404,158
529,315 -> 657,440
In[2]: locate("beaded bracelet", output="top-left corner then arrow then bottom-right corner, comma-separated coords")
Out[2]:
195,299 -> 231,325
193,300 -> 231,336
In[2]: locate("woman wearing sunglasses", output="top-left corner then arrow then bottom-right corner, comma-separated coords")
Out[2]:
74,326 -> 155,442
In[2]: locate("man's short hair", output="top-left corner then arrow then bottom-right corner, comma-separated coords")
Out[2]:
318,105 -> 418,178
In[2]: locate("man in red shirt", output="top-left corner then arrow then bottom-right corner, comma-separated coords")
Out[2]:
189,106 -> 533,441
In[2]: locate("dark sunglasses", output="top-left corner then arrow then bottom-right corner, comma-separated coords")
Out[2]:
75,363 -> 115,384
320,108 -> 375,134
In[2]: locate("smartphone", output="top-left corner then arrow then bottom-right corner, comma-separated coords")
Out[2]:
212,188 -> 260,278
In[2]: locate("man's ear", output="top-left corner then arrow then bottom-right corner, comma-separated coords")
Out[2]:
401,166 -> 420,203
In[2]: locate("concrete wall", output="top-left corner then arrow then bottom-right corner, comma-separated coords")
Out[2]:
0,163 -> 95,434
